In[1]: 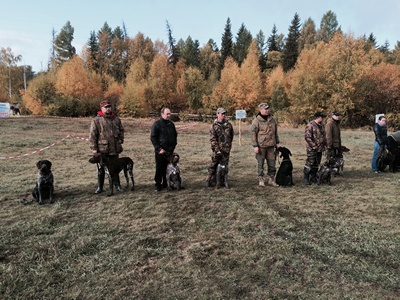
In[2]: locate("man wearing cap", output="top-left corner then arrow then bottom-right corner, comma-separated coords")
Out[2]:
304,112 -> 327,185
89,100 -> 124,193
325,111 -> 342,161
251,103 -> 280,187
205,108 -> 234,187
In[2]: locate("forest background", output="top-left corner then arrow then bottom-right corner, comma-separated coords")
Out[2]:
1,10 -> 400,127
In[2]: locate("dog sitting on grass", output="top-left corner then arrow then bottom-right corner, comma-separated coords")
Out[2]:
32,160 -> 54,204
275,146 -> 294,187
316,160 -> 333,185
166,152 -> 183,190
89,154 -> 134,196
215,155 -> 229,189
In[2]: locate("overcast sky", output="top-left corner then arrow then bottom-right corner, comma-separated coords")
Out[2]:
1,0 -> 399,73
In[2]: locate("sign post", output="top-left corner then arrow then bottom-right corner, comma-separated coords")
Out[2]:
235,110 -> 246,146
0,102 -> 10,118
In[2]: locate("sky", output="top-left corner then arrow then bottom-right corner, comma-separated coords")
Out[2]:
1,0 -> 399,73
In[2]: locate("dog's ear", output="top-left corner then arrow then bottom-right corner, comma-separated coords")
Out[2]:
36,160 -> 42,169
45,160 -> 52,170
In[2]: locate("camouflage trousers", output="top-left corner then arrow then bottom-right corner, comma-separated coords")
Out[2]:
305,150 -> 322,171
256,147 -> 276,177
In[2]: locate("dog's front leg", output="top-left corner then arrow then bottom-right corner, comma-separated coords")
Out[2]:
105,167 -> 113,196
49,185 -> 54,203
38,184 -> 43,205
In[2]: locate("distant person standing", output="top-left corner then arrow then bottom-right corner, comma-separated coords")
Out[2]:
251,103 -> 280,187
304,112 -> 327,185
89,100 -> 124,193
372,115 -> 388,173
325,111 -> 342,160
205,108 -> 234,187
150,108 -> 178,191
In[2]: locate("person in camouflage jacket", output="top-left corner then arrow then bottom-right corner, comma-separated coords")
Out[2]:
206,107 -> 234,187
251,103 -> 280,187
89,100 -> 124,193
304,112 -> 327,185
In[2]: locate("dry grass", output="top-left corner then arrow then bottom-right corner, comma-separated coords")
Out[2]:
0,116 -> 399,299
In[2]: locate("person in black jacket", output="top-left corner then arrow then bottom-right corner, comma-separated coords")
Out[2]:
371,115 -> 388,173
150,108 -> 178,191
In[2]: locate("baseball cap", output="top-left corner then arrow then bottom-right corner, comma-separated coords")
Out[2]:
100,100 -> 111,108
217,107 -> 226,114
314,112 -> 326,118
258,103 -> 270,109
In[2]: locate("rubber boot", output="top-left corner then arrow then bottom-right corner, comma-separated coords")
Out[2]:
303,167 -> 311,185
310,167 -> 318,184
95,170 -> 105,193
258,176 -> 265,186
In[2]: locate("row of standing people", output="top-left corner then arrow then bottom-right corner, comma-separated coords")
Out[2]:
88,100 -> 400,193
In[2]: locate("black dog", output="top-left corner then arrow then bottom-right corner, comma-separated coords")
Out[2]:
275,146 -> 294,187
215,156 -> 229,189
89,154 -> 134,196
32,160 -> 54,204
166,152 -> 183,190
10,105 -> 20,116
317,160 -> 333,185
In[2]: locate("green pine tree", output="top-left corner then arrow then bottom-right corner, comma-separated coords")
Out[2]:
282,13 -> 301,72
233,23 -> 253,66
219,18 -> 233,71
54,21 -> 76,66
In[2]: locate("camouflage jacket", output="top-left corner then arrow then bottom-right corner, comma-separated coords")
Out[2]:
210,119 -> 234,154
251,114 -> 280,148
325,118 -> 341,149
305,120 -> 326,152
89,111 -> 124,155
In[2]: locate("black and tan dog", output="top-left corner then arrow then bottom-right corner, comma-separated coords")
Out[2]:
89,154 -> 134,196
166,152 -> 183,190
32,160 -> 54,204
276,146 -> 294,187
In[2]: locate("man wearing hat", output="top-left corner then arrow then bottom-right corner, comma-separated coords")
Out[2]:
325,111 -> 342,161
304,112 -> 327,185
205,108 -> 234,187
251,103 -> 280,187
89,100 -> 124,193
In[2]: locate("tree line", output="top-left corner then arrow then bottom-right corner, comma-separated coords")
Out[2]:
1,11 -> 399,127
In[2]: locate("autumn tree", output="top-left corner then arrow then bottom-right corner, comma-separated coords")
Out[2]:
120,57 -> 149,116
176,66 -> 206,112
350,64 -> 400,127
109,24 -> 130,83
282,13 -> 301,72
265,65 -> 289,112
0,47 -> 22,99
54,55 -> 103,116
128,32 -> 156,74
53,21 -> 76,67
232,40 -> 263,113
209,57 -> 239,114
233,23 -> 253,67
287,33 -> 384,125
147,54 -> 176,110
22,71 -> 57,115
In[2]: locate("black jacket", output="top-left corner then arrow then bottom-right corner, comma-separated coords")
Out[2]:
150,118 -> 177,153
373,123 -> 388,146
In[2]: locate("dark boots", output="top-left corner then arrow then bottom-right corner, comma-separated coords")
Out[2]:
303,167 -> 311,185
310,168 -> 318,184
95,169 -> 105,194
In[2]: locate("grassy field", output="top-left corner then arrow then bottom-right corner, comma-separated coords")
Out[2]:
0,116 -> 399,299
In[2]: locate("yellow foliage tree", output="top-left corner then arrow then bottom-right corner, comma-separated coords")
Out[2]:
209,57 -> 239,114
233,40 -> 263,114
55,55 -> 103,100
287,33 -> 384,123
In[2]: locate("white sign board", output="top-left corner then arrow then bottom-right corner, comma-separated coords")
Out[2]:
375,114 -> 384,123
0,102 -> 10,118
236,110 -> 246,119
